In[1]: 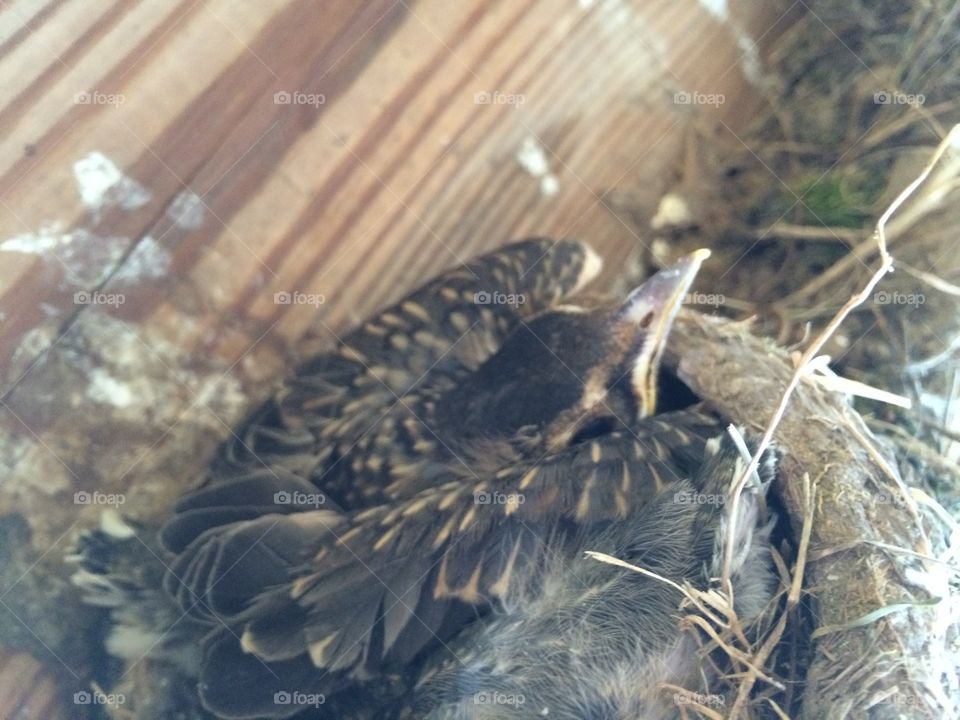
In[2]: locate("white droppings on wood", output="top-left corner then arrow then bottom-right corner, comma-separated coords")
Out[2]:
697,0 -> 764,86
73,152 -> 151,215
113,236 -> 172,284
516,136 -> 560,198
516,136 -> 550,176
0,224 -> 129,286
0,224 -> 73,254
49,313 -> 248,428
595,0 -> 633,30
735,33 -> 764,86
540,175 -> 560,197
0,436 -> 72,496
87,368 -> 135,408
166,189 -> 206,229
192,373 -> 248,419
61,230 -> 129,286
7,325 -> 59,384
699,0 -> 728,20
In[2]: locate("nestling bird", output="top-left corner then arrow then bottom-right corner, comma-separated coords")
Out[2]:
71,238 -> 774,719
413,431 -> 776,720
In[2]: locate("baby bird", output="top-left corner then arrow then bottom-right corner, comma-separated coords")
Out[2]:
73,239 -> 755,719
415,432 -> 776,720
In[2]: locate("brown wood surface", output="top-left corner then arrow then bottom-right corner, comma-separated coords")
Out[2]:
0,0 -> 795,548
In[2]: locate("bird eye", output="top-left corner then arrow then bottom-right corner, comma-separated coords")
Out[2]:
638,310 -> 655,329
569,416 -> 617,445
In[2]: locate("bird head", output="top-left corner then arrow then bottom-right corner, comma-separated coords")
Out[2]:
435,249 -> 710,452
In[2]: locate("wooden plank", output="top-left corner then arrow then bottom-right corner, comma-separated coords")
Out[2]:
0,0 -> 798,547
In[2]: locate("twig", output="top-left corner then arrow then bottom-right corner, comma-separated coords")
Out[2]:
904,333 -> 960,374
720,124 -> 960,596
775,126 -> 960,309
753,223 -> 862,242
895,259 -> 960,296
729,469 -> 815,718
842,408 -> 922,521
901,409 -> 960,445
584,551 -> 728,628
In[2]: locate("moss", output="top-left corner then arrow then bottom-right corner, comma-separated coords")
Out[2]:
789,171 -> 885,228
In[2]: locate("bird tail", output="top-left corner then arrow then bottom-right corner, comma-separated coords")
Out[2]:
66,510 -> 217,718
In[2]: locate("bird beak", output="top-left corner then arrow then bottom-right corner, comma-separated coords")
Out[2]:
616,248 -> 711,418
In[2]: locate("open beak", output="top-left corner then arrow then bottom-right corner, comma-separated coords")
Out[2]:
616,248 -> 711,417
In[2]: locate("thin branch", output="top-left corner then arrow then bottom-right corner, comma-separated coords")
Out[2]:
720,125 -> 960,596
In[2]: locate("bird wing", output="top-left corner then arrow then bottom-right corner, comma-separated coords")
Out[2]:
204,238 -> 602,509
291,409 -> 719,656
161,408 -> 720,720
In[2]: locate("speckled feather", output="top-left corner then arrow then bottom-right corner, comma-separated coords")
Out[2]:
202,238 -> 601,512
146,239 -> 721,719
414,435 -> 777,720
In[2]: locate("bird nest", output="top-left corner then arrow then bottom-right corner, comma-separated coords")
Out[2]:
608,1 -> 960,716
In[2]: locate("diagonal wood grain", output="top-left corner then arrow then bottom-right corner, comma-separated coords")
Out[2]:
0,0 -> 796,548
